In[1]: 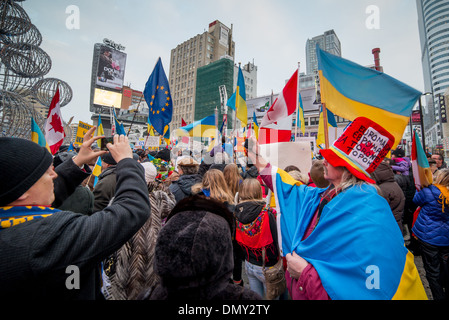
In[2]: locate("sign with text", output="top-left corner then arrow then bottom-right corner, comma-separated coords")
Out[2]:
74,121 -> 93,146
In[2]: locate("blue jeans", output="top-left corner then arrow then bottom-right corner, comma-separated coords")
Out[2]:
245,261 -> 266,298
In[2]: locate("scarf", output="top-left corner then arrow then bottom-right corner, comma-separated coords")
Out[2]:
0,206 -> 60,230
235,205 -> 277,262
434,184 -> 449,213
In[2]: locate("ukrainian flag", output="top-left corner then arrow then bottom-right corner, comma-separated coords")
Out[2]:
227,66 -> 248,127
253,111 -> 259,140
97,115 -> 105,149
112,108 -> 126,135
316,106 -> 337,148
296,92 -> 305,135
92,156 -> 102,187
270,166 -> 427,300
31,117 -> 50,152
317,45 -> 421,148
175,115 -> 217,138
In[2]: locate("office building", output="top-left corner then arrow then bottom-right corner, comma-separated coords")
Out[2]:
416,0 -> 449,153
305,30 -> 341,76
169,20 -> 235,129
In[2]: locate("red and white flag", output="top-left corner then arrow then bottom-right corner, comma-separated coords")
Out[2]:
258,115 -> 293,145
45,88 -> 65,155
260,69 -> 298,128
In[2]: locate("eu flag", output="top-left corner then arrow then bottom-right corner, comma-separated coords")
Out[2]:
144,58 -> 173,135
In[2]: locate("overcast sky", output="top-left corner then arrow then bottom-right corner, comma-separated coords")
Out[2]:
21,0 -> 424,125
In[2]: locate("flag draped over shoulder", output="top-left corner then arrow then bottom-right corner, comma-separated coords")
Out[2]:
31,117 -> 50,152
261,69 -> 298,127
316,45 -> 421,148
227,66 -> 248,127
411,130 -> 433,191
143,57 -> 173,135
175,115 -> 216,138
269,166 -> 427,300
44,87 -> 65,155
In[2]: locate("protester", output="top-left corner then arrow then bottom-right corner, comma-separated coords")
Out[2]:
0,129 -> 151,299
428,158 -> 439,180
247,117 -> 427,300
93,152 -> 117,212
287,170 -> 309,185
431,152 -> 447,170
169,157 -> 201,203
106,161 -> 176,300
138,195 -> 262,300
411,169 -> 449,301
223,163 -> 242,198
309,160 -> 330,188
372,160 -> 406,233
234,178 -> 281,299
391,148 -> 411,176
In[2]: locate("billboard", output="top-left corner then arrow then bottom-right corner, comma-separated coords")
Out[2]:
93,88 -> 122,108
95,44 -> 127,91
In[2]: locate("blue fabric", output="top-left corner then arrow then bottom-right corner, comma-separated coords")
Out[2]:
412,185 -> 449,246
144,58 -> 173,136
275,169 -> 408,299
316,45 -> 421,116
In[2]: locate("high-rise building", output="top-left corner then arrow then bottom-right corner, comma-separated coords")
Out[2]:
233,61 -> 258,100
416,0 -> 449,153
169,20 -> 235,128
305,30 -> 341,76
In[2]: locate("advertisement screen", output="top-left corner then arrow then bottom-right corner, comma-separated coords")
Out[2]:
93,88 -> 122,108
96,44 -> 127,90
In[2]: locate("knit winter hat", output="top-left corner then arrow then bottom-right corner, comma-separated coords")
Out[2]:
0,137 -> 53,206
101,152 -> 117,165
140,162 -> 157,184
320,117 -> 395,184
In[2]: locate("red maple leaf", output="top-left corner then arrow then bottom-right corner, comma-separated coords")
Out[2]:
50,113 -> 64,133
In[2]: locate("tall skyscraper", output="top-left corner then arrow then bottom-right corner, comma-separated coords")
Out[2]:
305,30 -> 341,76
169,20 -> 235,129
416,0 -> 449,151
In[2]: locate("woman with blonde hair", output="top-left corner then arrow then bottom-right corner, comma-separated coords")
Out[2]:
234,178 -> 281,299
192,169 -> 234,208
223,163 -> 242,198
412,168 -> 449,300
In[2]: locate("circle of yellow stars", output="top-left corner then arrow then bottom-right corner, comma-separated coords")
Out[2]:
149,85 -> 171,114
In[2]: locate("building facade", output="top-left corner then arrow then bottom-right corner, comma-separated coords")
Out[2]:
169,20 -> 235,129
416,0 -> 449,154
233,61 -> 258,100
305,29 -> 341,76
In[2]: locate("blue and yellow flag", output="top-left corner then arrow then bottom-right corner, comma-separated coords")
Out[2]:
31,117 -> 50,152
144,57 -> 173,136
96,115 -> 105,149
227,66 -> 248,127
175,115 -> 216,138
317,45 -> 421,148
92,156 -> 102,187
316,106 -> 337,148
112,108 -> 126,135
269,166 -> 427,300
253,111 -> 259,140
296,92 -> 305,135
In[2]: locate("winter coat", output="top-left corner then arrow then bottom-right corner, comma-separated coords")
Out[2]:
169,174 -> 202,203
139,195 -> 261,300
234,200 -> 279,267
372,162 -> 405,232
0,158 -> 150,300
391,157 -> 411,176
107,182 -> 176,300
412,184 -> 449,246
58,185 -> 94,215
93,166 -> 117,213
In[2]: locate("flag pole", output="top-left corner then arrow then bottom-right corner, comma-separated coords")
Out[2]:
322,103 -> 330,149
295,62 -> 300,142
126,94 -> 144,137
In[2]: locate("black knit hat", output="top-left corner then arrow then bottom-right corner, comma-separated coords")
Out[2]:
101,152 -> 117,165
0,137 -> 53,206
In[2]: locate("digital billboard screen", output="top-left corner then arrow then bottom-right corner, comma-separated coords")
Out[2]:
96,44 -> 127,91
93,88 -> 122,108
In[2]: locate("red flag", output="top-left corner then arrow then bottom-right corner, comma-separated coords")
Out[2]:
44,88 -> 65,154
181,118 -> 187,127
261,69 -> 298,127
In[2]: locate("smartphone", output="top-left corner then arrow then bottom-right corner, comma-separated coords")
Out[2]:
100,136 -> 114,151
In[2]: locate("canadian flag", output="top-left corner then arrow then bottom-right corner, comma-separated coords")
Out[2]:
259,69 -> 298,144
45,88 -> 65,155
260,69 -> 298,128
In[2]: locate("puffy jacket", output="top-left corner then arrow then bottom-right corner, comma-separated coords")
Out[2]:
412,184 -> 449,246
169,174 -> 202,203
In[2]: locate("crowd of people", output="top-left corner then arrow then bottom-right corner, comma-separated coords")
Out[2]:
0,117 -> 448,301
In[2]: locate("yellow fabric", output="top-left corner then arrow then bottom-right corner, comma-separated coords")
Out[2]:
392,251 -> 428,300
